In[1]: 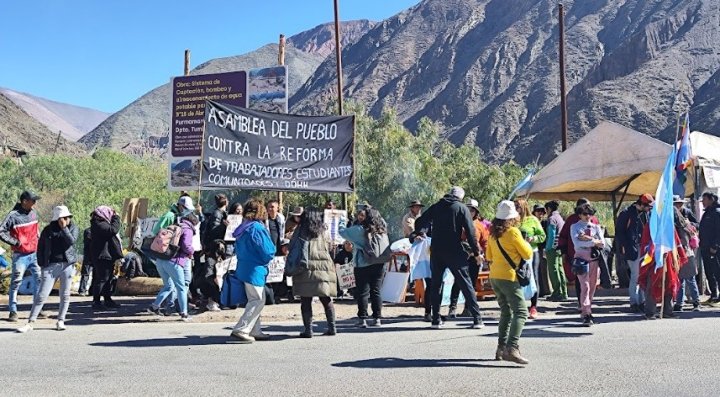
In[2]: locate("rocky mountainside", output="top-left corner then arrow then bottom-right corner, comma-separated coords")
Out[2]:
0,92 -> 85,155
288,20 -> 375,58
0,88 -> 109,142
81,20 -> 373,152
292,0 -> 720,165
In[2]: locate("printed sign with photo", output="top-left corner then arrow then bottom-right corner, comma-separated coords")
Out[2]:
324,209 -> 347,246
224,215 -> 244,241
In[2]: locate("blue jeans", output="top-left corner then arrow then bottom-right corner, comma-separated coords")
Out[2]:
676,276 -> 700,306
9,253 -> 40,313
152,259 -> 188,315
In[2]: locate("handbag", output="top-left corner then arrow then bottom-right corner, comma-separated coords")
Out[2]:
496,239 -> 531,287
285,234 -> 310,277
572,258 -> 590,275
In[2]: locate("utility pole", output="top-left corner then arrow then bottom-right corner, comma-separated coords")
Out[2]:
277,34 -> 286,210
559,3 -> 569,151
334,0 -> 348,210
184,49 -> 191,77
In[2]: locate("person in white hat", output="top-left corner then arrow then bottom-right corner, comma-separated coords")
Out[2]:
17,206 -> 79,333
485,200 -> 533,364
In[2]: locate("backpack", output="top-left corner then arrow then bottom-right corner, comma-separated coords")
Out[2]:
362,232 -> 392,265
143,224 -> 182,260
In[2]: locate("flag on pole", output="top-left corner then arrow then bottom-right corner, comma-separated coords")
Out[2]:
508,168 -> 535,199
648,145 -> 677,271
673,112 -> 691,196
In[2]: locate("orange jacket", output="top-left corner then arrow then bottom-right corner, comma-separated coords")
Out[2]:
462,219 -> 489,253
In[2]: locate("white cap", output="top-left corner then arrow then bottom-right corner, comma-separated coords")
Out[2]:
52,205 -> 73,221
449,186 -> 465,200
495,200 -> 520,220
178,196 -> 195,212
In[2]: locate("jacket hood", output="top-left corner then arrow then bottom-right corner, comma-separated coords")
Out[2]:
440,194 -> 461,205
180,218 -> 196,234
232,220 -> 257,239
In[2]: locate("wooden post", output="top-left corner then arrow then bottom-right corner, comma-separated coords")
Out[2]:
184,49 -> 191,76
334,0 -> 348,210
53,130 -> 62,154
277,34 -> 286,210
559,3 -> 568,152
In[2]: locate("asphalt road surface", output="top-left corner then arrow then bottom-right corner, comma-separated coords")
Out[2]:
2,296 -> 719,396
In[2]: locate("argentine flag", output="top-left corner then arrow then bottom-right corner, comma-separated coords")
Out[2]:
649,146 -> 677,271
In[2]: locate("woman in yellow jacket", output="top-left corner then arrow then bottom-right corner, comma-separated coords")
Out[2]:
486,200 -> 533,365
515,198 -> 546,319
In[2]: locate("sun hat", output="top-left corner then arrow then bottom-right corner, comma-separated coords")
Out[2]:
52,206 -> 73,221
289,206 -> 304,216
496,200 -> 520,220
466,199 -> 479,211
408,200 -> 424,208
672,195 -> 688,203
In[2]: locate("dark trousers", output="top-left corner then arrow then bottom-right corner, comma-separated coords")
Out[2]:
78,262 -> 93,294
354,263 -> 384,319
702,250 -> 720,299
300,296 -> 333,318
449,260 -> 479,308
430,260 -> 481,322
199,261 -> 220,303
424,277 -> 436,314
92,259 -> 115,303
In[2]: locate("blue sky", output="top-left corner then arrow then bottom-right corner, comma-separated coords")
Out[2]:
0,0 -> 419,113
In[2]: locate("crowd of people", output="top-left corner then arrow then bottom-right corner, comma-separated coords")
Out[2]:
2,185 -> 720,366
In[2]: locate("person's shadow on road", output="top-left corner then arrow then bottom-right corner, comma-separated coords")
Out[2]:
89,334 -> 296,347
332,357 -> 523,369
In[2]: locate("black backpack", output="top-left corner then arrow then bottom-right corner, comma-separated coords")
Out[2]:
362,232 -> 392,265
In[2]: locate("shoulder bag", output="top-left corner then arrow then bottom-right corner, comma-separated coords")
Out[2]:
496,239 -> 531,287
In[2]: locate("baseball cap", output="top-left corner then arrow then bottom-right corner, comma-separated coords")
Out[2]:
449,186 -> 465,200
638,193 -> 654,206
466,199 -> 479,211
178,196 -> 195,211
19,191 -> 40,202
532,204 -> 546,213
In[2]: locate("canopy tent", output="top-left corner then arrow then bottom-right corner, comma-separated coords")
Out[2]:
690,131 -> 720,166
517,121 -> 692,203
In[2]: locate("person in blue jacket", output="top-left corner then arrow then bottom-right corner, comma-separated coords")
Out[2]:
230,198 -> 276,344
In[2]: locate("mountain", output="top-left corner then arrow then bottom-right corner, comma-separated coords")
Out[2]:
81,20 -> 374,153
0,92 -> 85,155
292,0 -> 720,165
0,88 -> 109,142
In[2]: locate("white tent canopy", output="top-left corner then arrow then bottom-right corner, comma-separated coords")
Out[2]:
518,121 -> 683,202
691,131 -> 720,190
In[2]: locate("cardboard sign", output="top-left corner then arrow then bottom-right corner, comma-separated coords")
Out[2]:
267,256 -> 286,283
335,262 -> 356,289
122,198 -> 149,237
324,209 -> 347,246
224,215 -> 244,241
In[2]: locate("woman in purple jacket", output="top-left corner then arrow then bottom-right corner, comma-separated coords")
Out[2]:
147,214 -> 198,321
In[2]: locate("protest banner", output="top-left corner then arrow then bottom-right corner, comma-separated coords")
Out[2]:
324,209 -> 346,245
201,100 -> 354,193
335,262 -> 356,289
224,215 -> 243,241
169,67 -> 288,190
267,256 -> 286,283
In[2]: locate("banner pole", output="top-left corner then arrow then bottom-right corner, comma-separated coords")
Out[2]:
277,33 -> 286,210
197,117 -> 206,200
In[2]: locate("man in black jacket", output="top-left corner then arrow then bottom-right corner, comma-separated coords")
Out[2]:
615,193 -> 653,312
415,186 -> 484,329
700,191 -> 720,304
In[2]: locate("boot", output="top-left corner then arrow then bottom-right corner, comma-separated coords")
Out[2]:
299,303 -> 313,338
502,346 -> 529,365
495,344 -> 505,361
322,301 -> 337,336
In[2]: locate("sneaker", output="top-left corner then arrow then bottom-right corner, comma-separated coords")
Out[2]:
471,319 -> 485,329
180,314 -> 192,322
8,311 -> 18,322
38,311 -> 50,319
16,323 -> 33,333
229,331 -> 255,344
693,303 -> 700,312
673,305 -> 683,312
422,313 -> 432,322
528,307 -> 538,319
431,320 -> 444,329
369,318 -> 382,327
502,346 -> 529,365
355,318 -> 368,328
56,321 -> 66,331
146,306 -> 163,316
447,306 -> 457,319
206,301 -> 221,312
582,315 -> 593,327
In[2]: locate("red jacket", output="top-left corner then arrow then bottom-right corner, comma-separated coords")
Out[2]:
0,204 -> 39,254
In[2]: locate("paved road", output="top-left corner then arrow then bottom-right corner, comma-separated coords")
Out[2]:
1,296 -> 719,396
